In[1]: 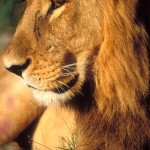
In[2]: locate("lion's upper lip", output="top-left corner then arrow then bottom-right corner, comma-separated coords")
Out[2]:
52,74 -> 79,94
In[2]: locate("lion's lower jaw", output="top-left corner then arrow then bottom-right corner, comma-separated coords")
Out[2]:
33,90 -> 75,106
32,80 -> 85,106
32,67 -> 86,106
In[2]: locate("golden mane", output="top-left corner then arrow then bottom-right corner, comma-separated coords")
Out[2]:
96,0 -> 149,115
75,1 -> 150,149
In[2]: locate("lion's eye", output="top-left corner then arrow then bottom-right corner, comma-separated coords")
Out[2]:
52,0 -> 66,8
48,0 -> 66,14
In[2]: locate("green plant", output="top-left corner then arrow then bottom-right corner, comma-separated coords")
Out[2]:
0,0 -> 14,31
57,133 -> 77,150
0,0 -> 26,33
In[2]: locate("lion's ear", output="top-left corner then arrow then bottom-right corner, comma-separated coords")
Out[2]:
95,1 -> 149,115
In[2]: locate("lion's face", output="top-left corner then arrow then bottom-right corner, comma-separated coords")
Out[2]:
3,0 -> 102,105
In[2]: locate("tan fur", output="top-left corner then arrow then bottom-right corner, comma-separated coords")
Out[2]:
0,53 -> 75,149
32,106 -> 75,149
3,0 -> 150,149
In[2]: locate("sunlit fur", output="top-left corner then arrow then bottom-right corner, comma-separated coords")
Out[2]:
3,0 -> 150,149
96,0 -> 149,115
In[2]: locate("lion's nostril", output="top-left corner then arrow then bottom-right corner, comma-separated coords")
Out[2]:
5,58 -> 31,77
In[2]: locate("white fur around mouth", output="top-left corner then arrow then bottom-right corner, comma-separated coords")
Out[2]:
31,75 -> 79,106
33,88 -> 75,106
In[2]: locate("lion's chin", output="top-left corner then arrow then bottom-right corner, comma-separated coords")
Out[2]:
32,78 -> 85,106
33,89 -> 75,106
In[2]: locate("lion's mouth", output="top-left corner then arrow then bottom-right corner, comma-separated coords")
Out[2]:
27,74 -> 79,94
52,74 -> 79,94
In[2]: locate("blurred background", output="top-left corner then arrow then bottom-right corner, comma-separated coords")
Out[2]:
0,0 -> 26,51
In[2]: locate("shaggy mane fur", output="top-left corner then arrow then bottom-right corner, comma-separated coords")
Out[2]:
71,0 -> 150,149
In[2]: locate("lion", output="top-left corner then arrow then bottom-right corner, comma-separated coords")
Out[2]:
3,0 -> 150,149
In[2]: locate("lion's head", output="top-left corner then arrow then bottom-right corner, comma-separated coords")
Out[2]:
3,0 -> 103,106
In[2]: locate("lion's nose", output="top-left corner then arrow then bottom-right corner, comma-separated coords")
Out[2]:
5,58 -> 31,77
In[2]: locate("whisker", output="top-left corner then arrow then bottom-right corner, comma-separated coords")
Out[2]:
61,62 -> 86,68
60,74 -> 71,77
62,63 -> 77,68
61,73 -> 72,76
62,68 -> 75,79
53,82 -> 66,93
59,85 -> 66,92
53,83 -> 61,94
77,91 -> 84,96
57,81 -> 70,89
62,66 -> 76,70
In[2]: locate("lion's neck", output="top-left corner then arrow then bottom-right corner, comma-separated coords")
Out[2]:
64,80 -> 150,150
65,80 -> 96,113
